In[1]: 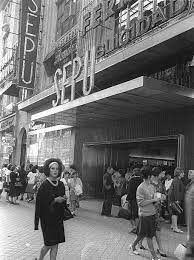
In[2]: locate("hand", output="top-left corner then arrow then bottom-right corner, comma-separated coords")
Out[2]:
55,196 -> 66,203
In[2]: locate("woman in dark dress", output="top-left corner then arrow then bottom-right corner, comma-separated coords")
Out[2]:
34,158 -> 66,260
9,165 -> 19,204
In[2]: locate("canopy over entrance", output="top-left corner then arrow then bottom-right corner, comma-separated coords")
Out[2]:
31,76 -> 194,127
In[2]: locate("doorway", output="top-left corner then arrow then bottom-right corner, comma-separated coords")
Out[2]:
82,135 -> 184,197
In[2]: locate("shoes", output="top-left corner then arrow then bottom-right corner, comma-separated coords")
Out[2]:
157,249 -> 167,257
129,244 -> 139,255
139,244 -> 146,250
173,228 -> 183,233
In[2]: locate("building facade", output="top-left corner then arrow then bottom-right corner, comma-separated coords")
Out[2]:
17,0 -> 194,196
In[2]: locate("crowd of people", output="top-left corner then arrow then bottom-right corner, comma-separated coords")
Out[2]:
101,163 -> 193,260
0,162 -> 83,217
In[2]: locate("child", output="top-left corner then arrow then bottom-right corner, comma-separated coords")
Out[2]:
0,177 -> 3,198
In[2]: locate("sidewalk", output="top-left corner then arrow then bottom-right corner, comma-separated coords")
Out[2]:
0,194 -> 186,260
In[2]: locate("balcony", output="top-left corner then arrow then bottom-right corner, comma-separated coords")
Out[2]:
0,102 -> 17,118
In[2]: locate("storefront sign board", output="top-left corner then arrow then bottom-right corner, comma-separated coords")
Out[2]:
18,0 -> 42,89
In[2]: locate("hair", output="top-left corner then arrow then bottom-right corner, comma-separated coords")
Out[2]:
7,164 -> 12,170
69,164 -> 77,171
43,158 -> 63,177
31,166 -> 37,173
10,165 -> 16,172
133,168 -> 141,176
71,171 -> 77,177
151,167 -> 161,177
28,164 -> 33,169
2,164 -> 7,168
174,167 -> 183,177
38,166 -> 44,173
140,167 -> 151,180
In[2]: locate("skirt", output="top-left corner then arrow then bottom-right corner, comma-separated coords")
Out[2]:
41,220 -> 65,246
25,183 -> 34,194
137,215 -> 157,238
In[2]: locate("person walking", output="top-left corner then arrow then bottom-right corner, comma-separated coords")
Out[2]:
126,168 -> 142,234
68,171 -> 83,216
130,167 -> 161,260
168,167 -> 185,233
26,166 -> 37,202
101,166 -> 115,217
33,166 -> 47,196
61,171 -> 70,206
18,164 -> 27,201
34,158 -> 66,260
185,170 -> 194,259
9,165 -> 18,204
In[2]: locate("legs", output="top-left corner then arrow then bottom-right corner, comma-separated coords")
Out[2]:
38,244 -> 58,260
147,237 -> 158,259
171,214 -> 183,232
101,194 -> 113,216
50,244 -> 58,260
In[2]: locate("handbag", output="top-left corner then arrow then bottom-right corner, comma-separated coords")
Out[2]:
15,182 -> 23,188
171,201 -> 183,215
63,207 -> 73,221
75,184 -> 83,196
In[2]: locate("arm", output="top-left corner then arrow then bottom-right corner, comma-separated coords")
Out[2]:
136,186 -> 157,207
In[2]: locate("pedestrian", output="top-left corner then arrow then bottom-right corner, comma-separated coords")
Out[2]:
101,166 -> 115,217
33,166 -> 47,196
68,170 -> 83,216
126,168 -> 143,235
168,167 -> 185,233
9,165 -> 19,204
185,170 -> 194,259
34,158 -> 66,260
130,167 -> 161,260
164,169 -> 173,222
26,166 -> 37,202
0,177 -> 3,198
4,164 -> 11,202
61,171 -> 70,206
18,164 -> 27,201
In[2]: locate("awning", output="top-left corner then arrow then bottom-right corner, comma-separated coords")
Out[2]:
31,76 -> 194,127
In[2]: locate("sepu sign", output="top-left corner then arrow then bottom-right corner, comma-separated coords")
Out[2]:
18,0 -> 41,89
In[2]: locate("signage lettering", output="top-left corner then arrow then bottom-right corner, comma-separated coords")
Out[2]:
82,0 -> 189,59
18,0 -> 41,89
52,49 -> 96,107
0,47 -> 15,84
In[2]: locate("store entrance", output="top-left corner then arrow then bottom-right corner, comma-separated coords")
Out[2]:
82,136 -> 183,198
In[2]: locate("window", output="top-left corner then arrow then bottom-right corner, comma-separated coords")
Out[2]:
56,0 -> 81,40
3,35 -> 8,57
3,1 -> 11,24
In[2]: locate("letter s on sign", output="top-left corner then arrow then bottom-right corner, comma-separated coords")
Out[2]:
52,68 -> 62,107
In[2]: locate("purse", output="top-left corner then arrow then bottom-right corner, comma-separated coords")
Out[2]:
171,201 -> 183,215
63,207 -> 73,221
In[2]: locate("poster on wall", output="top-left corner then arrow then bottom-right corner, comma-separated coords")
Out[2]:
18,0 -> 42,89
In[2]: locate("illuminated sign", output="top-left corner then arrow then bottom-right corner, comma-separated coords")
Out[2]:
82,0 -> 191,58
18,0 -> 41,89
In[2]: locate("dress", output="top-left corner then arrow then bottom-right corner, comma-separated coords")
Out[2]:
35,179 -> 66,246
9,171 -> 18,197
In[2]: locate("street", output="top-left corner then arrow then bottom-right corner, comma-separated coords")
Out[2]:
0,194 -> 186,260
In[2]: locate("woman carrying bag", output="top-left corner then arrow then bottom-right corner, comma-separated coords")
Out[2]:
34,158 -> 66,260
168,167 -> 185,233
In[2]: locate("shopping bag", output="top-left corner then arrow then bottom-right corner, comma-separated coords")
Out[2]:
170,201 -> 183,215
75,184 -> 83,196
174,244 -> 186,260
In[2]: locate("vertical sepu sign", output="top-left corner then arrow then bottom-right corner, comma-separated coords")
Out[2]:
18,0 -> 41,89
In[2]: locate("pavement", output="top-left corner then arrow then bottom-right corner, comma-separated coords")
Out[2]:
0,192 -> 187,260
